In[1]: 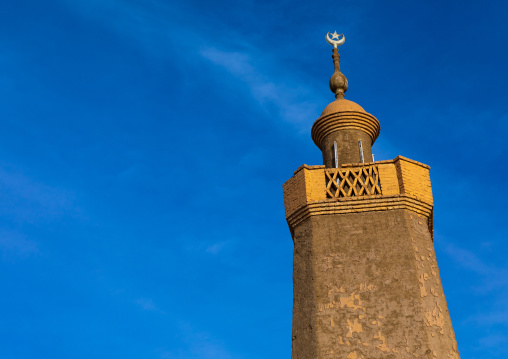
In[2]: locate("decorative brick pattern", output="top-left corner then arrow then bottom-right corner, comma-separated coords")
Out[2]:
283,157 -> 434,236
325,165 -> 381,198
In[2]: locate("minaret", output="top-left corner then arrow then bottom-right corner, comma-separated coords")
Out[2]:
283,32 -> 460,359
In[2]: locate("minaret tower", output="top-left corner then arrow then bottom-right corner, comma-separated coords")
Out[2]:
283,32 -> 460,359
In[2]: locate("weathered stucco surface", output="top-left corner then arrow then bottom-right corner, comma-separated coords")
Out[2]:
291,210 -> 459,358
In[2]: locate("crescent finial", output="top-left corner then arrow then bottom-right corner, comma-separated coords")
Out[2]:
326,31 -> 345,48
326,31 -> 348,99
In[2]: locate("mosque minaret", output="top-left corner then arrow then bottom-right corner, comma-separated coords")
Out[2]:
283,32 -> 460,359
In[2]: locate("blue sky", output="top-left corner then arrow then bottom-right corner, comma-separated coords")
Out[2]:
0,0 -> 507,358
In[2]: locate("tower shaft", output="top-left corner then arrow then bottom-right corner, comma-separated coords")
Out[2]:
284,159 -> 460,358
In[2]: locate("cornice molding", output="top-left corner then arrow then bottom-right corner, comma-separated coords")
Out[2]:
286,194 -> 433,235
311,111 -> 381,150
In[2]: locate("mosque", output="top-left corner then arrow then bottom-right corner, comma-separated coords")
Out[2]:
283,32 -> 460,358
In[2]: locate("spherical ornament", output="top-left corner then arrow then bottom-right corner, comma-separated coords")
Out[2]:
329,71 -> 348,98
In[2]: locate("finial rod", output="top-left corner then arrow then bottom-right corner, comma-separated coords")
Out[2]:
326,31 -> 348,99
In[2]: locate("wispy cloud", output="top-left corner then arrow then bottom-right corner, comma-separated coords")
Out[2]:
442,240 -> 508,353
443,242 -> 508,291
0,229 -> 39,259
478,333 -> 508,348
157,323 -> 239,359
200,46 -> 321,129
444,242 -> 491,275
468,310 -> 508,327
58,0 -> 323,130
205,241 -> 228,255
0,167 -> 78,222
57,0 -> 193,53
135,297 -> 159,311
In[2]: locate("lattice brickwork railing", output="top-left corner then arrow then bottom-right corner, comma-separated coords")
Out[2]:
325,165 -> 382,198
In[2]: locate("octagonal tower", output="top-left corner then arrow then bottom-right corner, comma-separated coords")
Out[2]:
283,33 -> 460,359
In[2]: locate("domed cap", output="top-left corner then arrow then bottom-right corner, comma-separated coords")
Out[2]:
320,98 -> 366,117
312,99 -> 380,150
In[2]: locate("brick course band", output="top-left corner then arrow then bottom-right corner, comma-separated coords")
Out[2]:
286,194 -> 433,235
311,111 -> 381,149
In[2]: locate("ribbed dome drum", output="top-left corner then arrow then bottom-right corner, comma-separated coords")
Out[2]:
311,98 -> 380,167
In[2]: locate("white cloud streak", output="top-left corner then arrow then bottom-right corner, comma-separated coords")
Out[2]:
157,323 -> 240,359
0,229 -> 39,259
135,297 -> 159,311
442,241 -> 508,352
199,46 -> 321,129
205,241 -> 228,255
0,167 -> 77,222
58,0 -> 324,131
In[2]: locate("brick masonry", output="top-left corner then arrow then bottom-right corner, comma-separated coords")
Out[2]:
283,157 -> 460,358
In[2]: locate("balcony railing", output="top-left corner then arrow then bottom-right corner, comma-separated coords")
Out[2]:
325,165 -> 381,198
